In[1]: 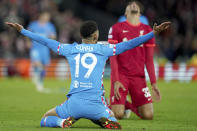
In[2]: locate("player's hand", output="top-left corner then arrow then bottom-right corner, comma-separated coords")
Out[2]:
151,83 -> 161,102
5,22 -> 24,32
114,81 -> 126,100
153,21 -> 171,35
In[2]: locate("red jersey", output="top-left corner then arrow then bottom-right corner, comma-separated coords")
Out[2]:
108,20 -> 156,83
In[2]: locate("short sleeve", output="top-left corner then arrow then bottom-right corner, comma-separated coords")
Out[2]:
108,25 -> 119,44
145,26 -> 156,47
58,43 -> 72,56
101,44 -> 117,57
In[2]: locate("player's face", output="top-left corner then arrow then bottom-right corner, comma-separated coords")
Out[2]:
125,2 -> 140,16
39,13 -> 50,22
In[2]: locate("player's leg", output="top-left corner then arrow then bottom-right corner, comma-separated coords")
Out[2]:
41,49 -> 50,84
92,117 -> 121,129
125,100 -> 142,118
39,50 -> 51,93
111,104 -> 125,119
138,103 -> 153,120
40,100 -> 77,128
110,75 -> 129,119
127,77 -> 153,120
91,97 -> 121,129
30,49 -> 44,92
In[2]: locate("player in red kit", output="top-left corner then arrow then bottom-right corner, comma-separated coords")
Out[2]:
108,1 -> 161,120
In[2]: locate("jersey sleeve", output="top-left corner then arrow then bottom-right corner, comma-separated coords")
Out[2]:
21,29 -> 71,56
58,43 -> 72,56
145,26 -> 156,47
104,31 -> 154,57
115,32 -> 154,55
101,44 -> 117,57
108,25 -> 119,44
108,24 -> 120,82
145,47 -> 156,84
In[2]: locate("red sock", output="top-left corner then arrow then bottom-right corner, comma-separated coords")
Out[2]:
125,101 -> 142,119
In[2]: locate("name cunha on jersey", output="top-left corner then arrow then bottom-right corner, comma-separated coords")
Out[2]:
76,45 -> 93,52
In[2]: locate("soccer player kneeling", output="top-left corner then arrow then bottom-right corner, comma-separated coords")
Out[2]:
6,20 -> 170,129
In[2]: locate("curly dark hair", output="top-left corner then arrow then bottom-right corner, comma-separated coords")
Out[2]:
80,20 -> 98,39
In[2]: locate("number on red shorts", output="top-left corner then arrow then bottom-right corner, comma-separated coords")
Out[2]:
142,87 -> 151,98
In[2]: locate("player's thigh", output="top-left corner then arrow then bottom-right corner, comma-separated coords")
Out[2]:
110,75 -> 129,106
43,107 -> 58,118
79,96 -> 117,121
138,103 -> 153,120
56,99 -> 72,119
30,49 -> 42,65
94,104 -> 117,122
128,77 -> 152,108
41,49 -> 50,65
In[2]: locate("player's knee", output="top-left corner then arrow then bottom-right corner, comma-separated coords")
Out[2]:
111,105 -> 125,119
43,112 -> 49,118
113,111 -> 124,120
42,108 -> 57,118
141,111 -> 153,120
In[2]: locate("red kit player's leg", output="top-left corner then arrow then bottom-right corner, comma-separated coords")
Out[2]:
125,101 -> 142,118
127,76 -> 153,120
110,74 -> 129,119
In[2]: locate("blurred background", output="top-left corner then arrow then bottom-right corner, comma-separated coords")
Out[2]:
0,0 -> 197,81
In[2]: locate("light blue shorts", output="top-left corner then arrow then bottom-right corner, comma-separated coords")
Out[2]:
30,49 -> 50,65
56,95 -> 117,121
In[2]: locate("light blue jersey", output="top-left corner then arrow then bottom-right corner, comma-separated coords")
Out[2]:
58,43 -> 115,99
28,21 -> 56,65
21,28 -> 154,121
55,42 -> 117,120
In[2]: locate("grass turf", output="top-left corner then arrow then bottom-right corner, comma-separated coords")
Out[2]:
0,78 -> 197,131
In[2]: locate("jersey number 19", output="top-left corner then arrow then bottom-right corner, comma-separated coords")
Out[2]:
74,53 -> 97,78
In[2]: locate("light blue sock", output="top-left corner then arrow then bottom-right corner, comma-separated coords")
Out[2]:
40,116 -> 64,128
34,66 -> 42,76
40,70 -> 46,82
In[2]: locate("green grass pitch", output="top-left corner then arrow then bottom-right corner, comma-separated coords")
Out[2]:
0,78 -> 197,131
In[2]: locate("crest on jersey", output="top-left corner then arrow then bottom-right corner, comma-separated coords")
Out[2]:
74,80 -> 79,88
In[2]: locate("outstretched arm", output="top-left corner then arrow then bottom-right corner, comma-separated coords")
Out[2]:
21,29 -> 59,53
6,22 -> 60,54
115,32 -> 154,55
115,21 -> 171,55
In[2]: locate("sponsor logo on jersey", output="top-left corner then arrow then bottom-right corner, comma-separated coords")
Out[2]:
80,82 -> 93,88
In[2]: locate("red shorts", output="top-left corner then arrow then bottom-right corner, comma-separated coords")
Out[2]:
110,75 -> 152,108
